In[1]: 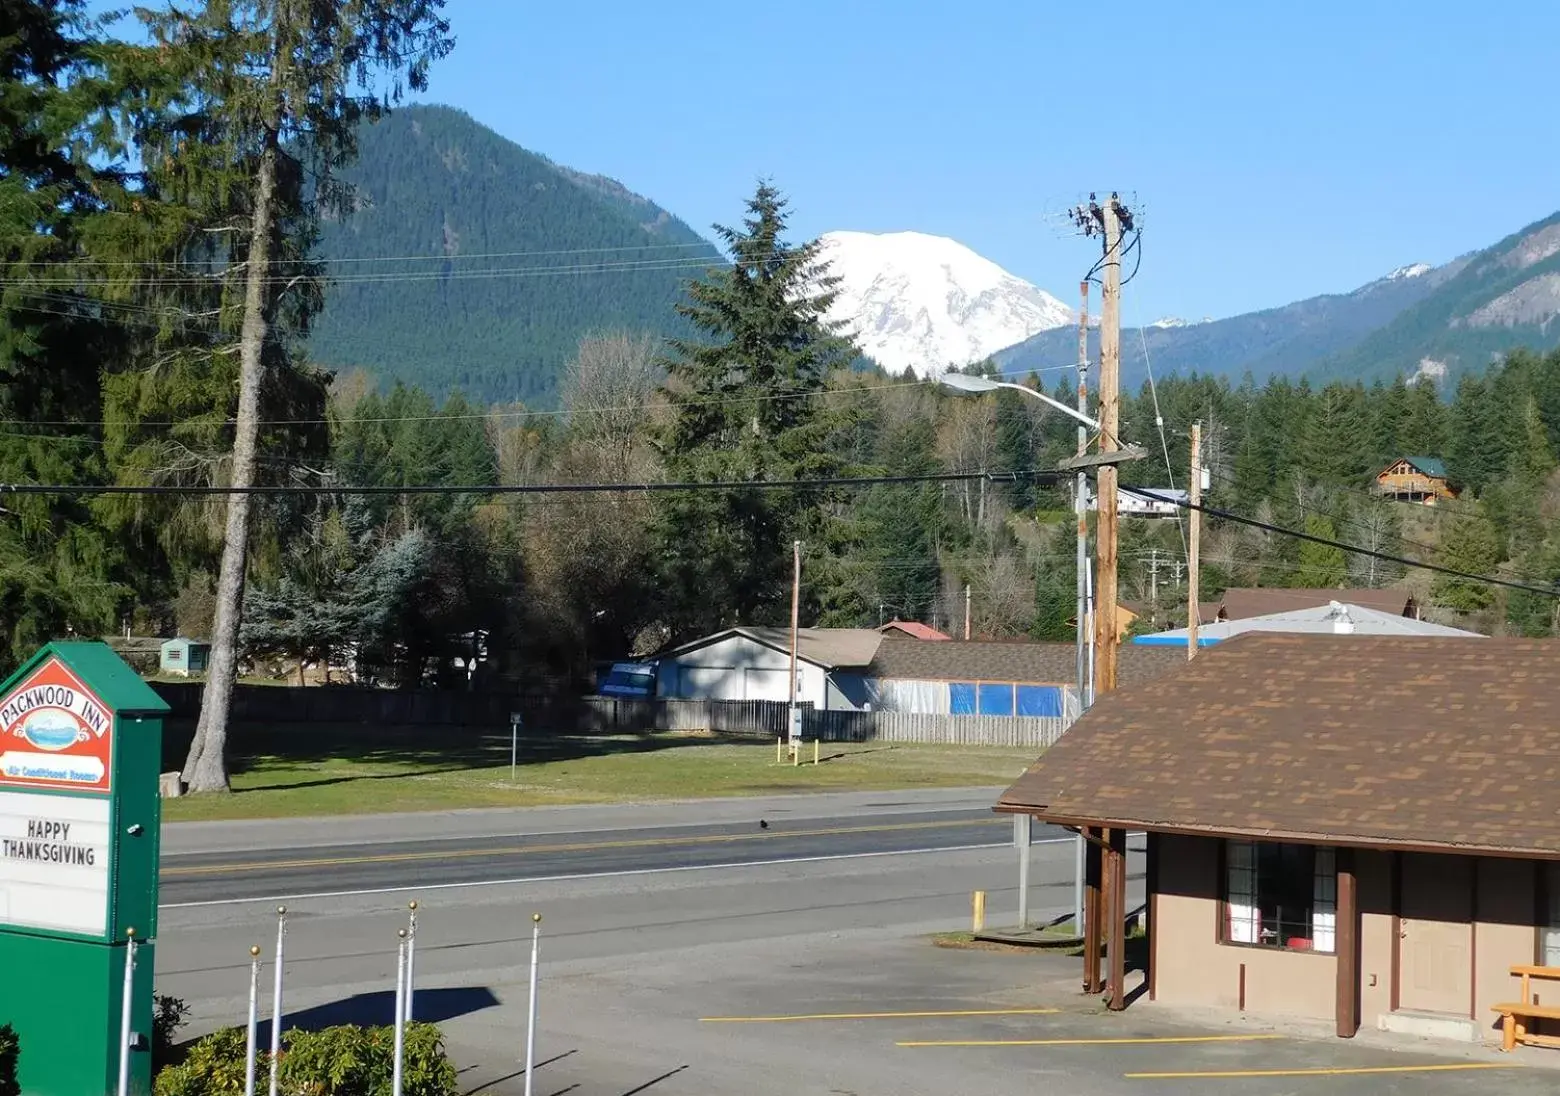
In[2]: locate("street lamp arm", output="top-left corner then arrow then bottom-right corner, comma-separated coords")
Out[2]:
993,381 -> 1102,432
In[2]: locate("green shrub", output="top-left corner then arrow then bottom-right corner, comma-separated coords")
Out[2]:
0,1024 -> 18,1096
154,1022 -> 456,1096
154,995 -> 193,1072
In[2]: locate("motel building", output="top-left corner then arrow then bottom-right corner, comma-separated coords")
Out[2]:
998,634 -> 1560,1049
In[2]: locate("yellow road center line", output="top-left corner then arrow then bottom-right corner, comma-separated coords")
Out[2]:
900,1034 -> 1284,1047
701,1008 -> 1060,1023
163,817 -> 1005,877
1125,1062 -> 1520,1080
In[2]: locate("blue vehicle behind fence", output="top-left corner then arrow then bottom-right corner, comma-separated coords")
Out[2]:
596,661 -> 656,698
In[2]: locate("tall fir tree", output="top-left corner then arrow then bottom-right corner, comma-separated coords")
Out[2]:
654,182 -> 852,638
116,0 -> 453,792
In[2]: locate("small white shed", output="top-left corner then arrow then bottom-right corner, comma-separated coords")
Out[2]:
655,627 -> 882,710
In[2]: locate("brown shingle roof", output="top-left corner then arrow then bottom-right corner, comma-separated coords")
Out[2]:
1217,587 -> 1414,621
868,637 -> 1186,687
997,634 -> 1560,857
879,620 -> 950,640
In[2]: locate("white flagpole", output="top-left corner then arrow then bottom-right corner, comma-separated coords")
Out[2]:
269,905 -> 287,1096
524,913 -> 541,1096
404,901 -> 418,1024
244,946 -> 262,1096
117,928 -> 138,1096
392,930 -> 408,1096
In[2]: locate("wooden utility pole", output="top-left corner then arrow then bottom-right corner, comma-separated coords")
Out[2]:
1095,196 -> 1123,696
964,584 -> 972,640
787,540 -> 801,757
1074,281 -> 1090,709
1188,422 -> 1202,659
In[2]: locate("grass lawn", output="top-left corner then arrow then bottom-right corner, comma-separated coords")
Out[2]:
161,725 -> 1041,822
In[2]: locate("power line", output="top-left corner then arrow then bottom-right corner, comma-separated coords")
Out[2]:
0,468 -> 1061,499
1119,485 -> 1560,600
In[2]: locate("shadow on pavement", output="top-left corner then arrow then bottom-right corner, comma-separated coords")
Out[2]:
261,985 -> 501,1039
462,1050 -> 579,1095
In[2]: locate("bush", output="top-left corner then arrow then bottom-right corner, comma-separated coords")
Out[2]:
154,1022 -> 456,1096
0,1024 -> 18,1096
154,995 -> 192,1072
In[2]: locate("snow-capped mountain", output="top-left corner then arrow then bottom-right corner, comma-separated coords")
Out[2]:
815,230 -> 1072,377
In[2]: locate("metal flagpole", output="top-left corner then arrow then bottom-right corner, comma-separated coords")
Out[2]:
245,946 -> 262,1096
268,906 -> 287,1096
404,901 -> 419,1024
524,913 -> 541,1096
392,930 -> 408,1096
117,929 -> 137,1096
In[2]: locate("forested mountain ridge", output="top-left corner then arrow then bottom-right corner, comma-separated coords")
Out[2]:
306,105 -> 722,405
1318,211 -> 1560,383
993,259 -> 1464,385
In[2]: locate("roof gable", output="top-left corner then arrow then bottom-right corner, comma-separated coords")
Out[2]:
1217,587 -> 1414,621
662,627 -> 882,669
998,634 -> 1560,856
1380,456 -> 1448,479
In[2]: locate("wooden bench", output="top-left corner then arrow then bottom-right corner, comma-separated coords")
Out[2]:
1492,965 -> 1560,1051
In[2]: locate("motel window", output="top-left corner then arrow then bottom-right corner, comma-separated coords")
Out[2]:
1544,862 -> 1560,967
1223,841 -> 1336,954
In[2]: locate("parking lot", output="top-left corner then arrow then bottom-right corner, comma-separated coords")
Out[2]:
436,929 -> 1557,1096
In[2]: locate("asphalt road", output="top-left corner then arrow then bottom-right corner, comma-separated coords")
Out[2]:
159,807 -> 1045,905
156,787 -> 1044,905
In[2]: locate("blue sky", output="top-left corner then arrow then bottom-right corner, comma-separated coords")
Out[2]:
409,0 -> 1559,322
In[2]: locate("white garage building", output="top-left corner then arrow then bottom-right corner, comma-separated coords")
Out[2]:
655,627 -> 882,710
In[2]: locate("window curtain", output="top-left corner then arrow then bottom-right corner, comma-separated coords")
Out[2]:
1226,840 -> 1258,944
1311,847 -> 1337,953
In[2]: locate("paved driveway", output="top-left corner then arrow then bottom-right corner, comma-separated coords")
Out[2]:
439,932 -> 1556,1096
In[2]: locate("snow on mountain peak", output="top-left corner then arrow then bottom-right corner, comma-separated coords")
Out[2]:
815,230 -> 1072,377
1386,262 -> 1432,280
1148,316 -> 1213,329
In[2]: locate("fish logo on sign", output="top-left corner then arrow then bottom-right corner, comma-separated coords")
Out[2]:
0,657 -> 114,793
17,709 -> 91,752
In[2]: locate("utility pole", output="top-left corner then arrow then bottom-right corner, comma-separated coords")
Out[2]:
1147,549 -> 1161,627
1095,195 -> 1124,696
1074,281 -> 1090,713
1188,422 -> 1202,660
1072,191 -> 1133,1014
787,540 -> 801,759
964,584 -> 972,640
1072,279 -> 1090,940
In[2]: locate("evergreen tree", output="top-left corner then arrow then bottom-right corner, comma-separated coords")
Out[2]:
0,0 -> 129,667
121,0 -> 454,792
654,182 -> 852,638
1398,377 -> 1449,461
1432,513 -> 1502,612
1447,375 -> 1507,493
1296,514 -> 1348,587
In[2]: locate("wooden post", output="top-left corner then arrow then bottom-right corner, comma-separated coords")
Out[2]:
1095,196 -> 1122,695
1336,847 -> 1360,1038
1146,831 -> 1160,1001
1083,827 -> 1103,994
1107,826 -> 1128,1011
1188,421 -> 1202,659
787,540 -> 801,757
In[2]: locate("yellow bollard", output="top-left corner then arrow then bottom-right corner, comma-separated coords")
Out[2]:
813,738 -> 819,766
776,736 -> 783,763
972,890 -> 987,933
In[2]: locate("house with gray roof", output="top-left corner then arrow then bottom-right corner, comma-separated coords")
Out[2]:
1133,600 -> 1484,647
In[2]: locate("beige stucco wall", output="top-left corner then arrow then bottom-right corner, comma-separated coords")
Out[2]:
1474,856 -> 1538,1041
1155,839 -> 1546,1044
1155,835 -> 1337,1021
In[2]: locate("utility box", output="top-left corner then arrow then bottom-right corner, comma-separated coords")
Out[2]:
0,642 -> 169,1096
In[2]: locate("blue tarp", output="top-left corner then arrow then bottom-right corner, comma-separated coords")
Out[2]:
949,682 -> 977,714
977,683 -> 1015,716
1016,685 -> 1064,717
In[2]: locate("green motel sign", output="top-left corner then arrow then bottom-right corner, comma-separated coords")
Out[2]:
0,642 -> 169,1096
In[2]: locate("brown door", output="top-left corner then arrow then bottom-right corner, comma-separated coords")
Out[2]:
1397,854 -> 1473,1016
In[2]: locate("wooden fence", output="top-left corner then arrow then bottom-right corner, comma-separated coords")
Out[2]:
150,685 -> 1071,748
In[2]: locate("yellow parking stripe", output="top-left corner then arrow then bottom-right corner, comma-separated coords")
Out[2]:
901,1034 -> 1284,1047
1125,1062 -> 1518,1080
702,1008 -> 1059,1023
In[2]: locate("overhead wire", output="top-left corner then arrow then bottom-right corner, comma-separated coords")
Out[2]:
1119,484 -> 1560,600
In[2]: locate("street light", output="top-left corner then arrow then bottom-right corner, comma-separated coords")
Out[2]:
939,367 -> 1100,938
937,372 -> 1102,432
